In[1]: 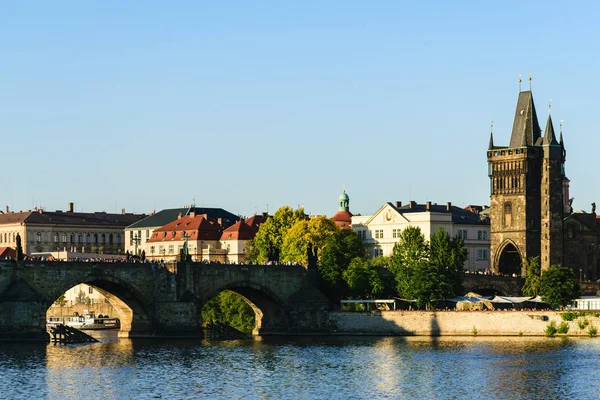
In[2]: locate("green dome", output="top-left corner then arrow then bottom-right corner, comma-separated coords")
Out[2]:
339,190 -> 349,202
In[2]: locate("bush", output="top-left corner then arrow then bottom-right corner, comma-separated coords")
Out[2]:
578,319 -> 590,330
557,321 -> 569,334
561,312 -> 576,321
588,325 -> 598,337
545,321 -> 557,337
594,313 -> 600,318
518,331 -> 523,336
472,326 -> 478,336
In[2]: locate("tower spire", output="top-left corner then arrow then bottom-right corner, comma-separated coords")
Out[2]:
488,121 -> 494,150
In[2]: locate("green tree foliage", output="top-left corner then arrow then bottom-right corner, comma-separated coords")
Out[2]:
370,256 -> 390,268
343,257 -> 384,299
540,264 -> 581,309
251,206 -> 308,263
243,239 -> 259,263
280,216 -> 338,264
429,227 -> 467,297
201,291 -> 255,334
317,229 -> 366,301
522,256 -> 542,297
389,226 -> 430,305
54,294 -> 67,307
389,226 -> 467,309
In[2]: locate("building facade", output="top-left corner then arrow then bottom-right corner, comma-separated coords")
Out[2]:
352,201 -> 490,272
124,206 -> 239,258
0,203 -> 145,256
219,214 -> 268,263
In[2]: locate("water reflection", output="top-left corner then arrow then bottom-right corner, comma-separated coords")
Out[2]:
1,336 -> 600,399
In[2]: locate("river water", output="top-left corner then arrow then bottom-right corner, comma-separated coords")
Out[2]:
1,334 -> 599,399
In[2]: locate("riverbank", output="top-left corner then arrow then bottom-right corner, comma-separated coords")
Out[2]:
329,310 -> 600,336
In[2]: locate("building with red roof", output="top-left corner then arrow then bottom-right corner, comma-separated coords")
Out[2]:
147,211 -> 225,262
220,213 -> 269,263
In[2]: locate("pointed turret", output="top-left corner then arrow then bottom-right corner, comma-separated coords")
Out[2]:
509,91 -> 542,148
543,115 -> 559,145
488,132 -> 494,150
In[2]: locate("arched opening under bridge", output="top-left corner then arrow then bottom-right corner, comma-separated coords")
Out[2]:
201,283 -> 285,336
47,278 -> 152,338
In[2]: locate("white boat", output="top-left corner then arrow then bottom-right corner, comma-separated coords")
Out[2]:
47,311 -> 120,330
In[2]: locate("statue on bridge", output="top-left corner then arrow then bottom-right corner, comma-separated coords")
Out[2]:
15,233 -> 23,261
267,241 -> 280,263
306,242 -> 318,271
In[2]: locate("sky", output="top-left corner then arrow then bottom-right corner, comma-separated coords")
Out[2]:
2,1 -> 600,218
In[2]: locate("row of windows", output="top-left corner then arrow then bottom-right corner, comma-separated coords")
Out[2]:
0,232 -> 17,244
34,232 -> 121,245
359,228 -> 489,241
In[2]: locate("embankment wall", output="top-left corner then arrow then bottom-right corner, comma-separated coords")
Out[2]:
329,311 -> 600,336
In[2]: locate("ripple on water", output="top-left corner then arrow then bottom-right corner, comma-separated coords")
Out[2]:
1,336 -> 600,399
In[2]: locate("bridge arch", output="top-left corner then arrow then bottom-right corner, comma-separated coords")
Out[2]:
47,272 -> 152,337
201,281 -> 287,335
495,239 -> 523,276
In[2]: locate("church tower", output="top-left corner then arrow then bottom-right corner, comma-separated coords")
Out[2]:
487,88 -> 565,275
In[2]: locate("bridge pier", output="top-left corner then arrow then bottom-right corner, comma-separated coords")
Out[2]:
0,300 -> 50,342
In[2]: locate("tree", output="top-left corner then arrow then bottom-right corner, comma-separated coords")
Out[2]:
244,239 -> 259,263
15,233 -> 23,261
429,227 -> 467,298
318,229 -> 366,301
540,264 -> 580,309
522,257 -> 541,297
251,206 -> 308,263
201,291 -> 255,333
389,227 -> 468,309
343,257 -> 384,299
389,226 -> 430,306
280,216 -> 338,264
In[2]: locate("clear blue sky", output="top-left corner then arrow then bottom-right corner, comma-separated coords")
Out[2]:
2,1 -> 599,217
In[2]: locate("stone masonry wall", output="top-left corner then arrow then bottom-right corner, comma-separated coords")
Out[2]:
330,311 -> 600,336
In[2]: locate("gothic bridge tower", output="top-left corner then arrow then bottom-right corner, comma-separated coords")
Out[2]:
487,89 -> 565,275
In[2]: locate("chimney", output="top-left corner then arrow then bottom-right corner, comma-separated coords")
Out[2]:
446,202 -> 452,211
409,201 -> 416,209
426,201 -> 431,211
178,212 -> 182,219
217,218 -> 223,226
395,201 -> 402,208
68,202 -> 74,212
38,209 -> 43,214
189,211 -> 195,218
121,208 -> 125,215
5,205 -> 8,213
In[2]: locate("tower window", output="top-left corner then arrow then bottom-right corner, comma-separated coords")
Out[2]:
504,202 -> 512,227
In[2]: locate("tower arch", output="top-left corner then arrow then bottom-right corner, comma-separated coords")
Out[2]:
495,240 -> 523,276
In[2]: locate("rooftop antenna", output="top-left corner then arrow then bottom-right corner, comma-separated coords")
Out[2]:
528,73 -> 532,91
266,203 -> 269,213
518,73 -> 522,91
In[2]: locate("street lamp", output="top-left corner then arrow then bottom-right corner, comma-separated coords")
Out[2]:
580,268 -> 583,281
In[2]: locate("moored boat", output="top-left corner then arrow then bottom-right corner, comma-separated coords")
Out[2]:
47,311 -> 120,330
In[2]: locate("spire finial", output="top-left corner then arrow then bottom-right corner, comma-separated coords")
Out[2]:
528,73 -> 532,90
518,73 -> 522,91
548,98 -> 552,114
490,120 -> 494,134
560,120 -> 563,135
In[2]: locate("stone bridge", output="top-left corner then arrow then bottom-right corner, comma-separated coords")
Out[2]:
462,274 -> 600,297
0,260 -> 330,342
462,275 -> 524,296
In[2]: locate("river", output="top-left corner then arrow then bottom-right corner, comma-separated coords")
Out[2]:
1,334 -> 599,399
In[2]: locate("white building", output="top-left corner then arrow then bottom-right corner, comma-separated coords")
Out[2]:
352,201 -> 490,272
